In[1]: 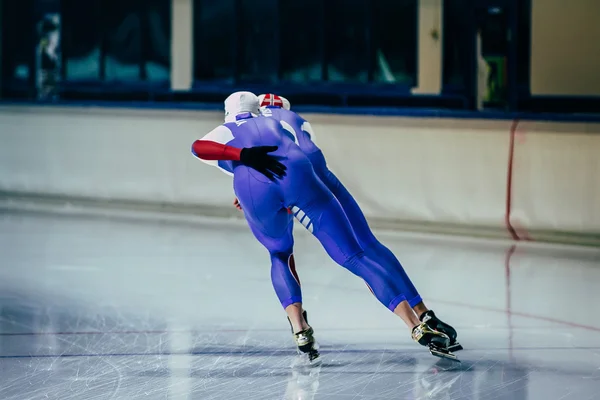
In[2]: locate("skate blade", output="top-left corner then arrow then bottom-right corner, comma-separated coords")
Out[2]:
291,351 -> 322,368
307,350 -> 322,366
308,354 -> 322,366
429,346 -> 459,362
448,342 -> 463,352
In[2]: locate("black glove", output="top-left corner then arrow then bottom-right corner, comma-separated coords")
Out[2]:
240,146 -> 287,181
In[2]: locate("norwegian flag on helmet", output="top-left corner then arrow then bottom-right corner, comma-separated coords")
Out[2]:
260,93 -> 284,108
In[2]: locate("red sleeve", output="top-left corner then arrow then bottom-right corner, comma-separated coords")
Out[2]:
191,140 -> 242,161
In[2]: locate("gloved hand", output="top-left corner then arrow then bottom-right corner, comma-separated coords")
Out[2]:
240,146 -> 287,181
233,198 -> 242,211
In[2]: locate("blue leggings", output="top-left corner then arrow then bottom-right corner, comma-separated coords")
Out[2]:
308,151 -> 422,308
234,153 -> 422,312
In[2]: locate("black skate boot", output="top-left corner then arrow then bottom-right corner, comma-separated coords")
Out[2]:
288,310 -> 321,364
419,310 -> 463,352
412,322 -> 458,361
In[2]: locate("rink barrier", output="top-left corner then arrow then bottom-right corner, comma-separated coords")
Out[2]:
0,105 -> 599,246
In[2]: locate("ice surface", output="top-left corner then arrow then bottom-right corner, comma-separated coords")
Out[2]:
1,209 -> 599,399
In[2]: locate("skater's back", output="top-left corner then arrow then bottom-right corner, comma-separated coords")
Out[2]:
258,102 -> 319,157
193,101 -> 308,179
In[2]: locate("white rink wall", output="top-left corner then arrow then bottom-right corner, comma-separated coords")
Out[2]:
0,105 -> 599,245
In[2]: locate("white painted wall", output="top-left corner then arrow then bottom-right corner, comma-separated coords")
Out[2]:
1,106 -> 599,245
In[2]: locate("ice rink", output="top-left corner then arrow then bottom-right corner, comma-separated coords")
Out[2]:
1,208 -> 599,399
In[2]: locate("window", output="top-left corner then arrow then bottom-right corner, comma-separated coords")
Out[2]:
279,0 -> 324,82
371,0 -> 417,85
1,0 -> 35,85
193,0 -> 236,83
324,0 -> 418,85
479,6 -> 510,108
193,0 -> 418,88
324,0 -> 370,83
237,0 -> 279,83
1,0 -> 63,99
62,0 -> 102,80
516,0 -> 531,94
62,0 -> 170,83
442,0 -> 476,89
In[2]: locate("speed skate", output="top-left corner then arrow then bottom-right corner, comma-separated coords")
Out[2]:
428,342 -> 460,362
288,310 -> 322,366
412,322 -> 461,362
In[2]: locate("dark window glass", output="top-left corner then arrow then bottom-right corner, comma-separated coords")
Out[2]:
237,0 -> 278,83
104,1 -> 145,81
324,0 -> 369,83
480,7 -> 508,57
193,0 -> 417,87
516,0 -> 531,91
143,0 -> 171,82
193,0 -> 236,83
1,0 -> 35,82
479,6 -> 510,108
63,0 -> 170,82
279,0 -> 323,82
443,0 -> 475,88
371,0 -> 418,85
284,0 -> 418,85
62,0 -> 102,80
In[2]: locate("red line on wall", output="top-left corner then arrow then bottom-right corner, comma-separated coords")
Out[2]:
506,119 -> 520,240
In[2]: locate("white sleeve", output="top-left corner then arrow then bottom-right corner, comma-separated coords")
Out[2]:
200,125 -> 235,144
300,121 -> 316,144
195,125 -> 235,169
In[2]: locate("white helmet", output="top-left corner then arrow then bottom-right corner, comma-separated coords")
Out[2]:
224,91 -> 260,123
258,93 -> 291,110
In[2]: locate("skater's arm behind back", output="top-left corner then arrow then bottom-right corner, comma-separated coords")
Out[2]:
191,125 -> 241,163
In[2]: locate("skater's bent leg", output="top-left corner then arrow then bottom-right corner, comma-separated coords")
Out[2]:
364,242 -> 424,308
413,301 -> 429,318
313,157 -> 407,271
311,159 -> 377,247
246,219 -> 303,311
285,301 -> 309,334
235,167 -> 306,312
247,219 -> 319,359
309,156 -> 424,308
236,164 -> 320,361
329,179 -> 424,306
270,250 -> 303,309
394,300 -> 421,330
294,194 -> 412,312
